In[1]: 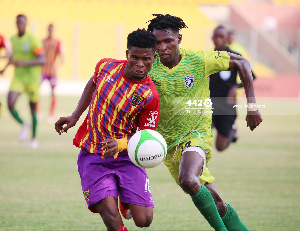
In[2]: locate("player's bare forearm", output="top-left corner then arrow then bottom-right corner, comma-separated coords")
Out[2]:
228,53 -> 256,103
228,52 -> 263,130
54,76 -> 96,135
0,58 -> 12,75
71,76 -> 96,120
12,54 -> 45,67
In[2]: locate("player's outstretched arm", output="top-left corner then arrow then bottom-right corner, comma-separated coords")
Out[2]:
0,57 -> 12,76
228,52 -> 263,131
11,54 -> 45,67
55,76 -> 96,135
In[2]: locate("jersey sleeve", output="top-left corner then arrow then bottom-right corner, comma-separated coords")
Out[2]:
93,59 -> 106,83
201,49 -> 230,77
31,35 -> 43,56
138,97 -> 160,130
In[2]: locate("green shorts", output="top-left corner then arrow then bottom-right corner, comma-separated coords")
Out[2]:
164,136 -> 215,185
9,77 -> 40,103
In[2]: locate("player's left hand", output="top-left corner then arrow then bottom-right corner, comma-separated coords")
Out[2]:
246,110 -> 263,131
101,139 -> 118,159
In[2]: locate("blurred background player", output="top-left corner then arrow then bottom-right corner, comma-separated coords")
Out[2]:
227,29 -> 254,99
0,34 -> 12,59
227,30 -> 250,60
210,25 -> 256,151
0,14 -> 44,148
0,34 -> 12,118
38,23 -> 64,122
55,29 -> 159,231
146,14 -> 262,231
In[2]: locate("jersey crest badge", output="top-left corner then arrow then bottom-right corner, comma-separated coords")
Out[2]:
185,75 -> 194,88
83,189 -> 91,201
131,93 -> 144,106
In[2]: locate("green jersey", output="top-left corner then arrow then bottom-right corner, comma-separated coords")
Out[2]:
149,48 -> 230,150
11,32 -> 43,83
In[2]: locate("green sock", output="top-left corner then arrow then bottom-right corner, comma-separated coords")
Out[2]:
222,204 -> 249,231
191,186 -> 227,231
10,108 -> 23,124
32,112 -> 38,138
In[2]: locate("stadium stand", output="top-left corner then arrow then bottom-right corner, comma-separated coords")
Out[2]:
0,0 -> 217,80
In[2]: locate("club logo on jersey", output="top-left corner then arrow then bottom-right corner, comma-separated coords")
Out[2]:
131,93 -> 144,106
144,111 -> 158,128
185,75 -> 194,88
23,43 -> 29,51
83,189 -> 91,201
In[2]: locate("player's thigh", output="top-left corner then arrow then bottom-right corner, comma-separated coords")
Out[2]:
8,78 -> 23,109
116,156 -> 154,208
7,91 -> 21,109
92,195 -> 119,215
179,148 -> 205,179
24,82 -> 40,103
164,137 -> 213,185
49,76 -> 57,89
77,150 -> 119,212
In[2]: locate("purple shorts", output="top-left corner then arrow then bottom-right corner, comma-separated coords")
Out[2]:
77,149 -> 154,212
41,74 -> 57,88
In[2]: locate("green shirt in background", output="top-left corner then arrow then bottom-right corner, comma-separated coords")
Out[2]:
11,32 -> 43,83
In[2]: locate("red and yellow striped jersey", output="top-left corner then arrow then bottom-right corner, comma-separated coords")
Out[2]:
73,58 -> 160,153
42,37 -> 62,76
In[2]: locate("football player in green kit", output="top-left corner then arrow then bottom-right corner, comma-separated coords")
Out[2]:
1,14 -> 44,148
144,14 -> 262,231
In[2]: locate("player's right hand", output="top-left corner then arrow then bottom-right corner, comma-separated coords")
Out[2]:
55,116 -> 77,135
246,110 -> 263,131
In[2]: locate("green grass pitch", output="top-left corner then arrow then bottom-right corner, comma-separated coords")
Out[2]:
0,94 -> 299,230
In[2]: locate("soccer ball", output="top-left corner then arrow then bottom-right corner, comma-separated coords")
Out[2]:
127,129 -> 167,168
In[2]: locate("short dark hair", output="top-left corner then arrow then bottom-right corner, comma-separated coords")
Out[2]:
213,25 -> 227,34
147,14 -> 188,33
16,14 -> 27,20
127,28 -> 157,52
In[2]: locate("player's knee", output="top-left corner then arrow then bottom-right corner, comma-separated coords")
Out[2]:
179,175 -> 199,194
7,102 -> 14,111
216,145 -> 226,152
215,142 -> 227,152
133,213 -> 153,227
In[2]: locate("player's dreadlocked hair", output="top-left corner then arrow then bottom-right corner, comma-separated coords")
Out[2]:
127,28 -> 157,52
147,14 -> 188,33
